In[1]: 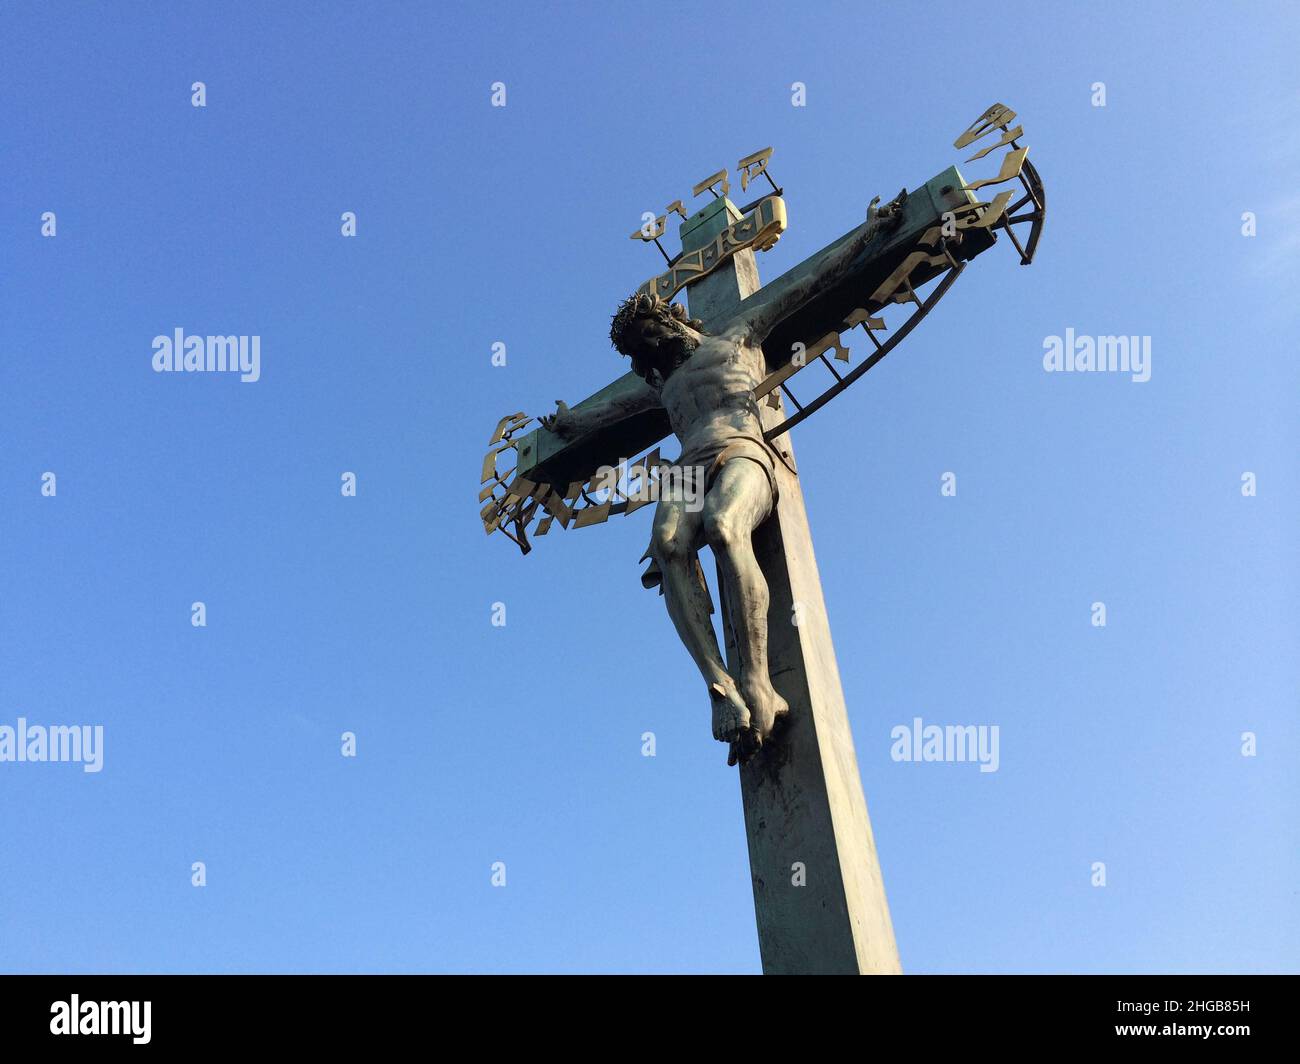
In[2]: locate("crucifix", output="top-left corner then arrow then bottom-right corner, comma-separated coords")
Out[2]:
480,105 -> 1044,974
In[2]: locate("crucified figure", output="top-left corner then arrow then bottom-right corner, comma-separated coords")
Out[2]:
543,204 -> 896,765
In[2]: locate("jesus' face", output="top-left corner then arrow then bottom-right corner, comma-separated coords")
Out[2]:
625,311 -> 700,385
627,312 -> 681,351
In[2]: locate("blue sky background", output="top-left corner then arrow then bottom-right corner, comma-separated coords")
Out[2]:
2,1 -> 1296,973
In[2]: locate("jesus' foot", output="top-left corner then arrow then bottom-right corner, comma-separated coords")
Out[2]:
740,679 -> 789,743
725,681 -> 788,767
709,678 -> 751,745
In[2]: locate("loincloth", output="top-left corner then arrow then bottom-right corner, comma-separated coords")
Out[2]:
639,433 -> 788,593
677,434 -> 782,502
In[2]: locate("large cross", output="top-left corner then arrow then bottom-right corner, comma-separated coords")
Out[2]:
483,110 -> 1043,974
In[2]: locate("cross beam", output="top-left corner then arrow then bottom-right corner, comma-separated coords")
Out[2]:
512,166 -> 988,489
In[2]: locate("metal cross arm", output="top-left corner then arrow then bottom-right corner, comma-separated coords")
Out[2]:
512,164 -> 1011,492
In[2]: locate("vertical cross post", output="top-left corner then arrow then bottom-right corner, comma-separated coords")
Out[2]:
679,198 -> 901,975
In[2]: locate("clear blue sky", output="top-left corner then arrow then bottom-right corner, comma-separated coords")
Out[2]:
2,1 -> 1296,973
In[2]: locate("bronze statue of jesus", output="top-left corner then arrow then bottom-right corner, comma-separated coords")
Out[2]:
543,214 -> 882,765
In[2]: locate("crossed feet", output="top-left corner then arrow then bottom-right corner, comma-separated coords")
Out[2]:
710,675 -> 789,766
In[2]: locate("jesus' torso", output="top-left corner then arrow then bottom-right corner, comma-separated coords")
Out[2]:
657,323 -> 767,458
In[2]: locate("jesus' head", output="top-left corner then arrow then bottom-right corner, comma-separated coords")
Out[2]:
609,292 -> 703,385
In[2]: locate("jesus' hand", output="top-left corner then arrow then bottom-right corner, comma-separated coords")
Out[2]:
540,400 -> 575,437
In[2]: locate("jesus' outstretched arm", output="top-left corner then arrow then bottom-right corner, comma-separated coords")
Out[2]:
540,375 -> 662,440
737,190 -> 907,344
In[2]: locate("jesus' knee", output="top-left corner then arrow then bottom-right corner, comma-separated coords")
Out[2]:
652,524 -> 693,568
703,507 -> 745,552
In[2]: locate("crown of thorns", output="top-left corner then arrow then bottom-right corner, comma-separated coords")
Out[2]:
609,292 -> 701,355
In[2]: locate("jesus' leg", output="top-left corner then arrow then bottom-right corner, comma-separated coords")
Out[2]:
702,459 -> 789,762
648,496 -> 752,744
